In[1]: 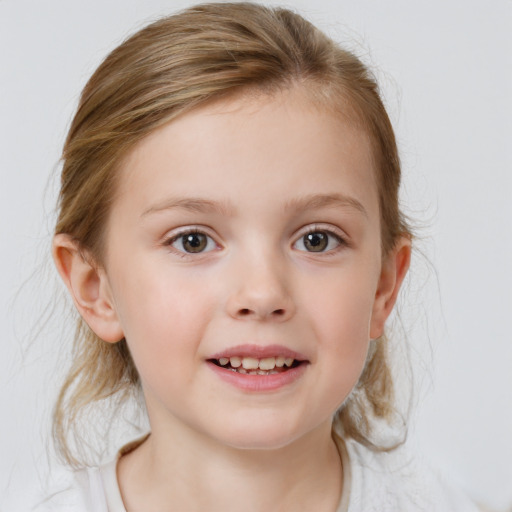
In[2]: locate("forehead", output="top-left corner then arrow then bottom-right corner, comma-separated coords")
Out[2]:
115,87 -> 378,221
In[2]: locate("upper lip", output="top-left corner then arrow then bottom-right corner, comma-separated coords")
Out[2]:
208,344 -> 308,361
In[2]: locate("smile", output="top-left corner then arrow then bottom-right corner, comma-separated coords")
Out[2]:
207,345 -> 309,391
210,356 -> 301,375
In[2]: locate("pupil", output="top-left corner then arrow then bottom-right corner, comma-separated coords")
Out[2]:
305,232 -> 327,252
183,233 -> 206,252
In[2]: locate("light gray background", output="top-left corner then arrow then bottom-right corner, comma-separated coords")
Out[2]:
1,0 -> 511,509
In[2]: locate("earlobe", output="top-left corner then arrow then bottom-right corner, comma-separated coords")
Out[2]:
52,234 -> 124,343
369,237 -> 411,339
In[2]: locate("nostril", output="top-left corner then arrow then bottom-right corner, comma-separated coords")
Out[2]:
235,307 -> 288,318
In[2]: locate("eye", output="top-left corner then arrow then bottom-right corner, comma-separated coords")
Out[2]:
294,229 -> 344,253
166,230 -> 217,254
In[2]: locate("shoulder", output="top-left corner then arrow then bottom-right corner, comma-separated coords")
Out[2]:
23,434 -> 147,512
344,438 -> 480,512
27,465 -> 108,512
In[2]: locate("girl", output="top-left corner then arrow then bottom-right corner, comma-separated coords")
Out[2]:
34,2 -> 479,511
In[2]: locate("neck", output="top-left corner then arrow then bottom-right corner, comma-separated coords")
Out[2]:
118,419 -> 343,512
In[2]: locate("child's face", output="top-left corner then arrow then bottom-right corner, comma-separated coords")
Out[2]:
100,88 -> 394,449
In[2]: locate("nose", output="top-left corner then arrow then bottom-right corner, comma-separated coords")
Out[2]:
226,256 -> 295,322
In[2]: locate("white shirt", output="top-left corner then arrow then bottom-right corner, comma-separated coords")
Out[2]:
27,434 -> 479,512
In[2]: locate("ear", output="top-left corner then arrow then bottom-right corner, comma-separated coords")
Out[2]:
52,234 -> 124,343
369,237 -> 411,339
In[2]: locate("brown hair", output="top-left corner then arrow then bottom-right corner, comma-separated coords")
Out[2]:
54,1 -> 411,466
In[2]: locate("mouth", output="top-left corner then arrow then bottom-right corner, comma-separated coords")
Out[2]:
208,355 -> 304,375
207,345 -> 309,390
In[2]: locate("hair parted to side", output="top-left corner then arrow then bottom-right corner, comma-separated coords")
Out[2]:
54,1 -> 412,467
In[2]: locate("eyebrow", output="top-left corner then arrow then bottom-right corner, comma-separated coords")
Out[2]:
142,197 -> 235,217
141,193 -> 367,218
284,193 -> 368,218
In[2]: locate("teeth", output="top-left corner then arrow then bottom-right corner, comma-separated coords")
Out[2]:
229,356 -> 241,368
242,357 -> 259,370
258,357 -> 276,370
216,355 -> 297,372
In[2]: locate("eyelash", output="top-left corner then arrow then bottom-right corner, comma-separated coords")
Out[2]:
162,225 -> 348,257
293,226 -> 347,255
163,228 -> 218,257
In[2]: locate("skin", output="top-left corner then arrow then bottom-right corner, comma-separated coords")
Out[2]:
54,87 -> 410,511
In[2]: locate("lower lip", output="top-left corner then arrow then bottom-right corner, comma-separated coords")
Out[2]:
207,361 -> 308,392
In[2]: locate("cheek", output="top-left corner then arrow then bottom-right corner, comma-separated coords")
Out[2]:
302,267 -> 376,345
111,269 -> 216,382
299,269 -> 376,397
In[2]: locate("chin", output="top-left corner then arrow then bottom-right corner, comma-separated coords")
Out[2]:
209,418 -> 307,451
